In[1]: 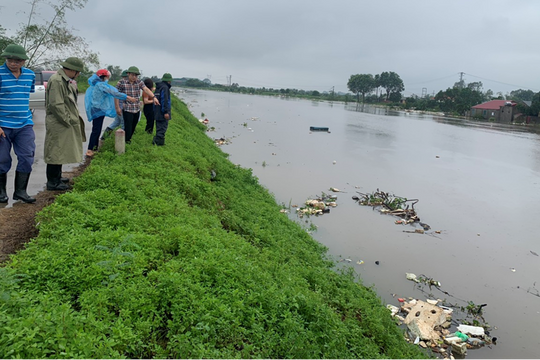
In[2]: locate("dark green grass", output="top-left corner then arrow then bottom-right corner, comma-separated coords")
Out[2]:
0,97 -> 429,358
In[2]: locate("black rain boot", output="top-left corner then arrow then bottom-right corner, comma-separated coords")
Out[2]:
46,164 -> 69,191
0,172 -> 8,203
13,172 -> 36,203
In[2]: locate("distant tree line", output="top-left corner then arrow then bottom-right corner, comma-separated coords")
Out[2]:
347,71 -> 405,103
404,81 -> 540,117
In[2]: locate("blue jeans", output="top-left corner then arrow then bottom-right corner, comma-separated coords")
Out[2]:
0,125 -> 35,173
108,113 -> 124,130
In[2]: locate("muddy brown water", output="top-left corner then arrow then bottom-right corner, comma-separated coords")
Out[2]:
179,88 -> 540,359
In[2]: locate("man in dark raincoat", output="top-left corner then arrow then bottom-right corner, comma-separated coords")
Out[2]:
152,73 -> 172,146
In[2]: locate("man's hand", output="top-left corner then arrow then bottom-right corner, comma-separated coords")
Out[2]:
126,96 -> 137,103
153,97 -> 160,106
0,126 -> 5,138
164,114 -> 170,120
115,107 -> 122,116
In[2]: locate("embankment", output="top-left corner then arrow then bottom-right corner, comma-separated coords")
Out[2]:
0,95 -> 427,358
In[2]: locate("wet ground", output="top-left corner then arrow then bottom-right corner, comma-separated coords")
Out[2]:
179,89 -> 540,359
1,94 -> 109,208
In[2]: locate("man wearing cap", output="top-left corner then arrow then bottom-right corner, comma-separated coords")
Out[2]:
0,44 -> 37,204
101,69 -> 128,140
43,57 -> 86,191
115,66 -> 158,144
153,73 -> 173,146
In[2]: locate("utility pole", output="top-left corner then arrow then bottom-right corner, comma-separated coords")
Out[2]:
458,72 -> 465,89
422,87 -> 427,98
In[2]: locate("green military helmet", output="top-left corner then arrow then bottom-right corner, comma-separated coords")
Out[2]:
126,66 -> 140,75
121,70 -> 128,77
161,73 -> 173,82
1,44 -> 29,60
60,57 -> 84,72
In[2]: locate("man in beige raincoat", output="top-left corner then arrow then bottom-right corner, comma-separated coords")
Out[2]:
44,57 -> 86,191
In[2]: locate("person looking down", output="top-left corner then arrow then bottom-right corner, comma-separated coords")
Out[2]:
84,69 -> 137,157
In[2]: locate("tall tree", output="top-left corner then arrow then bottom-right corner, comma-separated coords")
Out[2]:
379,71 -> 404,101
373,73 -> 381,100
12,0 -> 99,70
107,65 -> 123,81
508,89 -> 535,102
467,81 -> 483,92
0,26 -> 12,52
347,74 -> 375,103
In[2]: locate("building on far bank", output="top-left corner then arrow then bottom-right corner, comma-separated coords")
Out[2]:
469,100 -> 518,122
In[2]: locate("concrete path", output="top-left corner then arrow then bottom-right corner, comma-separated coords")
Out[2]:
2,94 -> 117,209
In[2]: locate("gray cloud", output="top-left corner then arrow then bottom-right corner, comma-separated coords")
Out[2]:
2,0 -> 539,94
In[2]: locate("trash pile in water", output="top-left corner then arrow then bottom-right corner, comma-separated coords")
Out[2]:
386,273 -> 497,358
352,189 -> 440,234
213,137 -> 230,146
295,188 -> 340,217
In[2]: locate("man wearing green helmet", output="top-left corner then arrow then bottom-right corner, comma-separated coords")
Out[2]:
0,44 -> 37,204
152,73 -> 173,146
43,56 -> 86,191
115,66 -> 159,144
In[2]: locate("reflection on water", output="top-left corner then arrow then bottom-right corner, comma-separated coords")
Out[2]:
178,89 -> 540,359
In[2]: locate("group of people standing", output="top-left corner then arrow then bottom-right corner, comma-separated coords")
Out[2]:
86,65 -> 174,155
0,43 -> 173,204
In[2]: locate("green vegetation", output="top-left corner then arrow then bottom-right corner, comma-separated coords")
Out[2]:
0,96 -> 428,358
1,0 -> 99,71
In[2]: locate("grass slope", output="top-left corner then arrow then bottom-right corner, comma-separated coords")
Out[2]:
0,95 -> 428,359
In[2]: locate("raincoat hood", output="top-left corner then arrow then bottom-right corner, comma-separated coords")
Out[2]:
85,74 -> 127,121
88,73 -> 103,86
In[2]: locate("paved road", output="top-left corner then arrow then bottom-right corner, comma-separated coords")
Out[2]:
2,94 -> 117,209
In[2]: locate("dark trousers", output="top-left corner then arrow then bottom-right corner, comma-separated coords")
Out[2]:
143,104 -> 155,134
0,125 -> 35,173
123,111 -> 140,143
88,115 -> 105,151
153,119 -> 169,145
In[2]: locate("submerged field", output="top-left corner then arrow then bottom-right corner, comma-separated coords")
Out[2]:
0,96 -> 428,358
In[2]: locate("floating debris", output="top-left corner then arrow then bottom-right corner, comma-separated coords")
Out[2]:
352,188 -> 433,232
214,137 -> 230,146
296,192 -> 338,218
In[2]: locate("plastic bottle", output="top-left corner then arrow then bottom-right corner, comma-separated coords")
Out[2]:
467,337 -> 485,347
455,331 -> 469,341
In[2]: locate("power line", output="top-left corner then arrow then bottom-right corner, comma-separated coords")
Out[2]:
405,73 -> 459,86
463,73 -> 539,92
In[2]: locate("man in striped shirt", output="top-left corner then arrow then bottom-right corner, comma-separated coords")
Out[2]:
0,44 -> 36,204
114,66 -> 158,144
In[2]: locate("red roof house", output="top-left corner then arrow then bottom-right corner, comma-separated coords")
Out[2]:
470,100 -> 517,122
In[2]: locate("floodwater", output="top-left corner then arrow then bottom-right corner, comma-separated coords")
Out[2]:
178,88 -> 540,359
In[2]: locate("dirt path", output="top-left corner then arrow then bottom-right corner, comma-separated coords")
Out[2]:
0,159 -> 90,263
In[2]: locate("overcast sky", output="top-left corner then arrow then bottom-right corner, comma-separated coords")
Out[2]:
2,0 -> 540,96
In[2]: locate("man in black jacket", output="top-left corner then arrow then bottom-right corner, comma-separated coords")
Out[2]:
152,73 -> 172,146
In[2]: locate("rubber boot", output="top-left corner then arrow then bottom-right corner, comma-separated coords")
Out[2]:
0,172 -> 8,203
13,172 -> 36,203
46,164 -> 69,191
